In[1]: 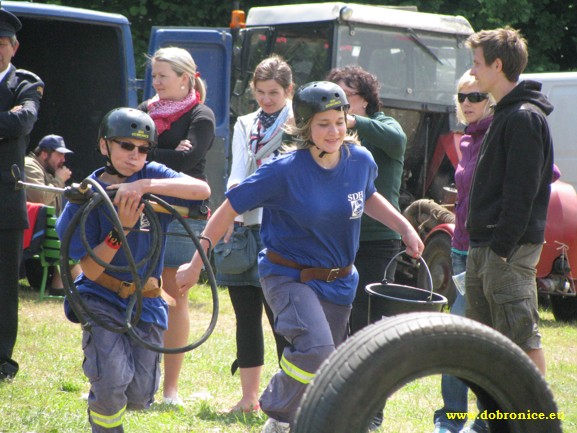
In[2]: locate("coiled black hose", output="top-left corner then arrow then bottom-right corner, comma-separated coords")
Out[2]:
59,177 -> 219,353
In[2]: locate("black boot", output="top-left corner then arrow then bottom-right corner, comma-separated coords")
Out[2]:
0,358 -> 19,380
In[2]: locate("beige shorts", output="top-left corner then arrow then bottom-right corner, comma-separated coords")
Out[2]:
465,243 -> 542,351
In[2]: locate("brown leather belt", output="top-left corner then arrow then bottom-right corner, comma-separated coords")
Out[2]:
266,250 -> 353,283
94,274 -> 176,307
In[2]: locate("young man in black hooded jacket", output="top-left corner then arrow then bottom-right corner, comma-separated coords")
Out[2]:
465,27 -> 553,380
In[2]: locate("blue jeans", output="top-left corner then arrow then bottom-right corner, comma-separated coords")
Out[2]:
163,219 -> 207,268
434,252 -> 486,433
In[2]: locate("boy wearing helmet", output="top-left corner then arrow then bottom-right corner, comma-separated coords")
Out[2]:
176,82 -> 423,432
56,108 -> 210,433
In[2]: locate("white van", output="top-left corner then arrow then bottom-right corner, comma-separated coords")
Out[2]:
521,72 -> 577,190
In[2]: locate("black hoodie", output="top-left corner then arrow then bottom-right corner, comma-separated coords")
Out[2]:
466,80 -> 554,258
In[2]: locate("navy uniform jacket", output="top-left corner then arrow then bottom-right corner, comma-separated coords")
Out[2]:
0,65 -> 44,230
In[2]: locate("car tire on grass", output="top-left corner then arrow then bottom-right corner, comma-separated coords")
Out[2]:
293,312 -> 561,433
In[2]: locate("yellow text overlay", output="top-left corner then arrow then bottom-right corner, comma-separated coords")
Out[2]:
446,410 -> 565,421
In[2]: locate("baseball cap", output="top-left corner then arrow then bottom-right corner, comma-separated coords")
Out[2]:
0,9 -> 22,38
38,135 -> 73,154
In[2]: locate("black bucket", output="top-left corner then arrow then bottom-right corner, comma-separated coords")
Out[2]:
365,250 -> 447,323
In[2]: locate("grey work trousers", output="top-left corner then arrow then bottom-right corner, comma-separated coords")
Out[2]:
259,275 -> 351,425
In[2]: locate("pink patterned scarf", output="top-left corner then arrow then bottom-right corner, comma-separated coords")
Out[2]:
147,90 -> 200,135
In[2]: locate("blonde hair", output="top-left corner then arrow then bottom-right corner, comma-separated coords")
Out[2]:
149,47 -> 207,102
454,69 -> 495,125
282,111 -> 359,154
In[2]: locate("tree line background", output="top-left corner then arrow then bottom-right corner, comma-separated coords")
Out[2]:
46,0 -> 576,74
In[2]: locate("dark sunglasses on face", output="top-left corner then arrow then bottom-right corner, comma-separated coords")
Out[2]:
457,92 -> 489,103
112,139 -> 151,154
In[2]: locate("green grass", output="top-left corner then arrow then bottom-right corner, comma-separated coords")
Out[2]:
1,283 -> 576,433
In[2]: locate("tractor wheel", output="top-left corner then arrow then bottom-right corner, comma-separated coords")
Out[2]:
293,313 -> 561,433
549,294 -> 577,322
418,233 -> 456,307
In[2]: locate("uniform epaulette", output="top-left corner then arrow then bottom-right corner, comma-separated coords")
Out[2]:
15,69 -> 42,83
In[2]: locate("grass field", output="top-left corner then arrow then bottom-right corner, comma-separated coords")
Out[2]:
1,283 -> 576,433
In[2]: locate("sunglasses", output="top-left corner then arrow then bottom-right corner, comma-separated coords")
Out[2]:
112,139 -> 151,155
457,92 -> 489,103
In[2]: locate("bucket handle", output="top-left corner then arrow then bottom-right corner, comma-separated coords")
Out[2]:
383,250 -> 434,300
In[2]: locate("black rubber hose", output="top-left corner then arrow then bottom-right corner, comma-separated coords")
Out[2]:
59,178 -> 218,353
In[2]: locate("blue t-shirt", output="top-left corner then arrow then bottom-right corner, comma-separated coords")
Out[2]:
226,145 -> 378,305
56,161 -> 196,328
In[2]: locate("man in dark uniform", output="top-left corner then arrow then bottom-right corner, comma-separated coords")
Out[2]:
0,7 -> 44,380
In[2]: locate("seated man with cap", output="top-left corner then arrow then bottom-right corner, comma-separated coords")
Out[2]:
24,135 -> 80,295
0,6 -> 44,381
24,134 -> 73,215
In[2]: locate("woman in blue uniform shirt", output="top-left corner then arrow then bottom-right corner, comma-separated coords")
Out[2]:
176,81 -> 423,433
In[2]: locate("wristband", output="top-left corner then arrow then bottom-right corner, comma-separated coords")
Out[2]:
199,233 -> 213,253
105,228 -> 122,250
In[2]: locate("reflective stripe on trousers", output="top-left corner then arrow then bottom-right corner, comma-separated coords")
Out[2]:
259,275 -> 351,425
90,406 -> 126,430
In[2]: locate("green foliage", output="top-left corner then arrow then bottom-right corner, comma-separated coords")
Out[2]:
35,0 -> 576,74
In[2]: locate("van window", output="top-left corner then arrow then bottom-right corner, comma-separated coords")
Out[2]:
15,16 -> 126,181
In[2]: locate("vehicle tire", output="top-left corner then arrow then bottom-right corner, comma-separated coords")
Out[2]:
418,233 -> 456,307
293,313 -> 561,433
549,294 -> 577,322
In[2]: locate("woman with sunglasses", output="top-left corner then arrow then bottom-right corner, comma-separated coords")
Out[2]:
138,46 -> 216,406
432,70 -> 494,433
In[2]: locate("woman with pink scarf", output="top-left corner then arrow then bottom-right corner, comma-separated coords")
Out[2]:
138,46 -> 215,406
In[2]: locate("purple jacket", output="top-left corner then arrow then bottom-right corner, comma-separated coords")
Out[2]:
452,116 -> 492,252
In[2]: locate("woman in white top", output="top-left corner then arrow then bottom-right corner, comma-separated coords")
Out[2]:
216,55 -> 293,413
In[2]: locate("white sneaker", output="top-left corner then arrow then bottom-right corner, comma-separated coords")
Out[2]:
261,418 -> 290,433
163,396 -> 184,407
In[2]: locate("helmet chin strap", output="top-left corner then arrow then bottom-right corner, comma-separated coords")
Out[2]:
315,145 -> 337,159
104,161 -> 128,178
103,141 -> 128,178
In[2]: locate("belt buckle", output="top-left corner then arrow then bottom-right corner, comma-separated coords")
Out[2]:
326,268 -> 340,282
118,280 -> 135,298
